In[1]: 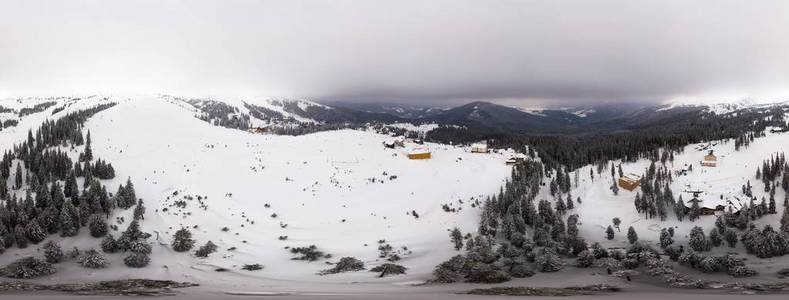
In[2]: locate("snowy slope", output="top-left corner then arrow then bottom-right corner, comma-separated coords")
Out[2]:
562,130 -> 788,255
0,95 -> 512,285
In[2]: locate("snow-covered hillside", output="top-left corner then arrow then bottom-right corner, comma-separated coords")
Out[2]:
561,127 -> 789,272
0,95 -> 512,285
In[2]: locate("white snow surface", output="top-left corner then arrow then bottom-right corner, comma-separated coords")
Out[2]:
0,95 -> 512,286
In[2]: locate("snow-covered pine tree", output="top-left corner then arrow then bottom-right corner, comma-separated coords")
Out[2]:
627,226 -> 638,244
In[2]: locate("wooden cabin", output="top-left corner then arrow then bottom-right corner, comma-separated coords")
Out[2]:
701,150 -> 717,167
471,143 -> 489,153
247,127 -> 267,134
618,173 -> 642,191
383,137 -> 405,149
407,147 -> 431,160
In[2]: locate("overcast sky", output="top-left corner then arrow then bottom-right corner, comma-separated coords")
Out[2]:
1,0 -> 789,105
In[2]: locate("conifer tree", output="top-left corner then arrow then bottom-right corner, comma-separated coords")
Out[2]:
450,227 -> 463,250
605,225 -> 615,240
627,226 -> 638,244
172,228 -> 196,252
88,214 -> 108,238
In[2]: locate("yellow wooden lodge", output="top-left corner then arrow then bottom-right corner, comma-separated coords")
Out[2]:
701,150 -> 717,167
618,173 -> 642,191
407,147 -> 431,159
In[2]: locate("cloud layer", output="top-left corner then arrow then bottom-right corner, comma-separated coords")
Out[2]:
1,0 -> 788,105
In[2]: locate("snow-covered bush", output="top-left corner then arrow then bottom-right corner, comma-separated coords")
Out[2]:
508,264 -> 534,278
432,255 -> 467,283
128,239 -> 152,254
319,257 -> 365,275
101,234 -> 119,253
194,241 -> 218,258
242,264 -> 264,271
289,245 -> 326,261
78,249 -> 109,268
370,263 -> 407,277
124,252 -> 151,268
466,262 -> 510,283
0,257 -> 56,278
576,250 -> 595,268
43,241 -> 64,263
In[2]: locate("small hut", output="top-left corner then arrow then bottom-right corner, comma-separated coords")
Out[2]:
407,147 -> 431,160
701,150 -> 717,167
471,143 -> 489,153
383,137 -> 405,149
618,173 -> 642,191
247,127 -> 267,134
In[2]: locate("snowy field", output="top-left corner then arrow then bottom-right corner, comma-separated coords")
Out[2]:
0,95 -> 512,287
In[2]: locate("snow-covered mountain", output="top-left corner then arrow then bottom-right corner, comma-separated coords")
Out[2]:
0,95 -> 512,285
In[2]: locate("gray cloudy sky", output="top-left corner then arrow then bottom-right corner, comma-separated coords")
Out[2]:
1,0 -> 789,105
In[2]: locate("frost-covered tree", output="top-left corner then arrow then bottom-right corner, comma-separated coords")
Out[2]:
709,228 -> 722,247
659,228 -> 674,249
627,226 -> 638,244
133,199 -> 146,220
14,225 -> 27,248
724,230 -> 738,248
536,248 -> 564,272
171,228 -> 196,252
88,214 -> 108,238
101,234 -> 119,253
689,226 -> 710,252
450,227 -> 463,251
43,241 -> 64,263
24,220 -> 46,244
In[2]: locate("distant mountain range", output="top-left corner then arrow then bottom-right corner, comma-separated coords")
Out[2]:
316,100 -> 741,135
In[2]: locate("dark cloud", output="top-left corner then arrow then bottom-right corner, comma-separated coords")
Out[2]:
1,0 -> 788,105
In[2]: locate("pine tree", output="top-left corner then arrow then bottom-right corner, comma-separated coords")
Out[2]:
627,226 -> 638,244
14,225 -> 27,248
172,228 -> 196,252
14,163 -> 23,189
780,208 -> 789,233
83,130 -> 93,161
101,234 -> 119,253
133,199 -> 145,220
724,230 -> 738,248
709,228 -> 722,247
88,214 -> 108,238
659,228 -> 673,248
689,226 -> 710,251
25,220 -> 46,244
59,206 -> 78,237
606,225 -> 615,240
449,227 -> 463,251
536,248 -> 563,272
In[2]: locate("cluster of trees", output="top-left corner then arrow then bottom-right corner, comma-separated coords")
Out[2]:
0,104 -> 153,270
187,99 -> 251,130
755,152 -> 788,192
434,161 -> 591,282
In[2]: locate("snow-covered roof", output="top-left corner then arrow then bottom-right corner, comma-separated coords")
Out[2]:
408,147 -> 430,155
